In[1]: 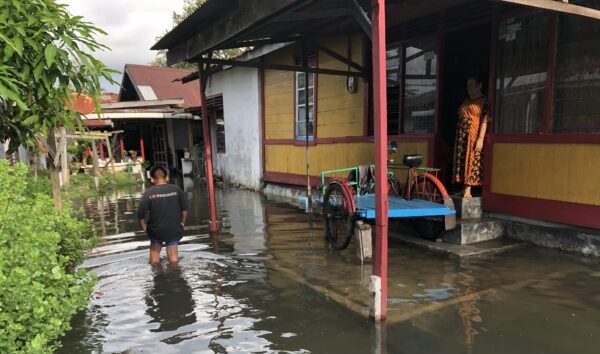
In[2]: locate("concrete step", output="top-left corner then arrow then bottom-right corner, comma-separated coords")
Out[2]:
451,196 -> 482,219
443,217 -> 504,245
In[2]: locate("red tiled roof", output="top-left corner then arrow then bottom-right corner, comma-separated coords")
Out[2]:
123,64 -> 200,108
67,93 -> 96,114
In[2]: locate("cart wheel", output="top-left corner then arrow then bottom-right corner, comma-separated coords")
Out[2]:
410,175 -> 445,240
323,181 -> 356,250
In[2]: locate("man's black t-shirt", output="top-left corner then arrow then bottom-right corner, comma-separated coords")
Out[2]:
137,184 -> 189,242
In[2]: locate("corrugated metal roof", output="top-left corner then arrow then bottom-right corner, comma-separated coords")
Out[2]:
122,64 -> 200,108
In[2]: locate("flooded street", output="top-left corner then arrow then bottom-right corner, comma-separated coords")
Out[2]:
60,182 -> 600,354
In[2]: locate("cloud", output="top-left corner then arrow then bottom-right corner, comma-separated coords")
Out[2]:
59,0 -> 186,92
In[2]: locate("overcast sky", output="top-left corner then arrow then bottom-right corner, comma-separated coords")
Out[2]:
60,0 -> 186,92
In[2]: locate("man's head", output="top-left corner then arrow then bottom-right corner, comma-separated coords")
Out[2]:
149,165 -> 169,184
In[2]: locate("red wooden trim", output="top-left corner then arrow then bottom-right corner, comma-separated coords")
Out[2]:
483,193 -> 600,230
543,14 -> 558,134
488,133 -> 600,144
99,142 -> 105,160
265,139 -> 295,145
260,66 -> 266,176
488,14 -> 498,126
293,140 -> 317,147
264,171 -> 322,187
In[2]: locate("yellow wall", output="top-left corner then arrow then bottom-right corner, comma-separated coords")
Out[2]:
263,35 -> 431,180
491,143 -> 600,206
264,36 -> 365,140
265,141 -> 429,179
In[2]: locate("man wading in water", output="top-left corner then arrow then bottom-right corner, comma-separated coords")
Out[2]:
138,166 -> 188,264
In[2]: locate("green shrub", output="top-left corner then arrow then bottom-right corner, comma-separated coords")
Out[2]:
0,161 -> 95,353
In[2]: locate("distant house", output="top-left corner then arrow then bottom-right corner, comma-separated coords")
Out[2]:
84,64 -> 201,175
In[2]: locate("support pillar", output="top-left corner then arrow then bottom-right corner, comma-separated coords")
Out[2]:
371,0 -> 389,321
199,57 -> 219,233
120,137 -> 125,162
140,138 -> 145,161
99,142 -> 105,160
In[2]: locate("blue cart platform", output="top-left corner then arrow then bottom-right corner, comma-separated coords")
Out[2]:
354,194 -> 456,219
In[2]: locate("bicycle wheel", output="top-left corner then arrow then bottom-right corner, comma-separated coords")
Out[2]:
388,175 -> 402,197
410,175 -> 445,239
323,182 -> 356,250
368,175 -> 402,197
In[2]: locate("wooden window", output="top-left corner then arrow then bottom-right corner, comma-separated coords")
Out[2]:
402,38 -> 437,134
495,14 -> 550,133
206,95 -> 225,154
552,3 -> 600,133
295,53 -> 316,141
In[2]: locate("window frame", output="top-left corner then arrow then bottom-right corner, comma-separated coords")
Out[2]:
400,36 -> 439,135
293,52 -> 317,143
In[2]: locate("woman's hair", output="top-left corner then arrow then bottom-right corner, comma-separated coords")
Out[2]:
467,74 -> 484,85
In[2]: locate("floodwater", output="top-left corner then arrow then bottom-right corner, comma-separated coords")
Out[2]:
60,181 -> 600,354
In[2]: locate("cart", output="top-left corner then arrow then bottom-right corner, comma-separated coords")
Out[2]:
321,154 -> 456,250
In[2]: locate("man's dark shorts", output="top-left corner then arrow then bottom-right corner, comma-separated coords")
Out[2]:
150,239 -> 180,246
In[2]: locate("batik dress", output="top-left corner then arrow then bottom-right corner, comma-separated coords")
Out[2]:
452,96 -> 491,187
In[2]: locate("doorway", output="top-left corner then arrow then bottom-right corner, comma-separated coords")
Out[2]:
438,24 -> 491,188
151,124 -> 169,168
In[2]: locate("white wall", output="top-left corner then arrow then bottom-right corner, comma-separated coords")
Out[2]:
205,66 -> 262,190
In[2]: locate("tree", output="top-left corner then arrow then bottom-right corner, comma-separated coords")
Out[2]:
0,0 -> 117,152
151,0 -> 246,67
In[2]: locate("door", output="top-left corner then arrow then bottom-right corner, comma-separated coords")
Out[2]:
151,124 -> 168,167
437,24 -> 491,188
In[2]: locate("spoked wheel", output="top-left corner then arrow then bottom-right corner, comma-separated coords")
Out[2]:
368,175 -> 402,197
410,175 -> 446,240
323,181 -> 356,250
388,175 -> 402,197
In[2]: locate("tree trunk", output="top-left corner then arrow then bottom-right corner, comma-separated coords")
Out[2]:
60,127 -> 70,190
91,141 -> 100,191
47,129 -> 62,209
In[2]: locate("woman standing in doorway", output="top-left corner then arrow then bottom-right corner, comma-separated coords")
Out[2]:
453,76 -> 491,199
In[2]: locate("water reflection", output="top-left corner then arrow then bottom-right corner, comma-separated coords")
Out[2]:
146,264 -> 196,332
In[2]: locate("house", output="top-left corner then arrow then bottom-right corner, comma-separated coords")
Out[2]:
154,0 -> 600,230
84,64 -> 201,175
153,0 -> 600,320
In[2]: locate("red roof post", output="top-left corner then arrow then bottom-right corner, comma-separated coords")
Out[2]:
120,138 -> 125,161
99,142 -> 105,160
140,138 -> 145,161
199,60 -> 219,234
372,0 -> 389,321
